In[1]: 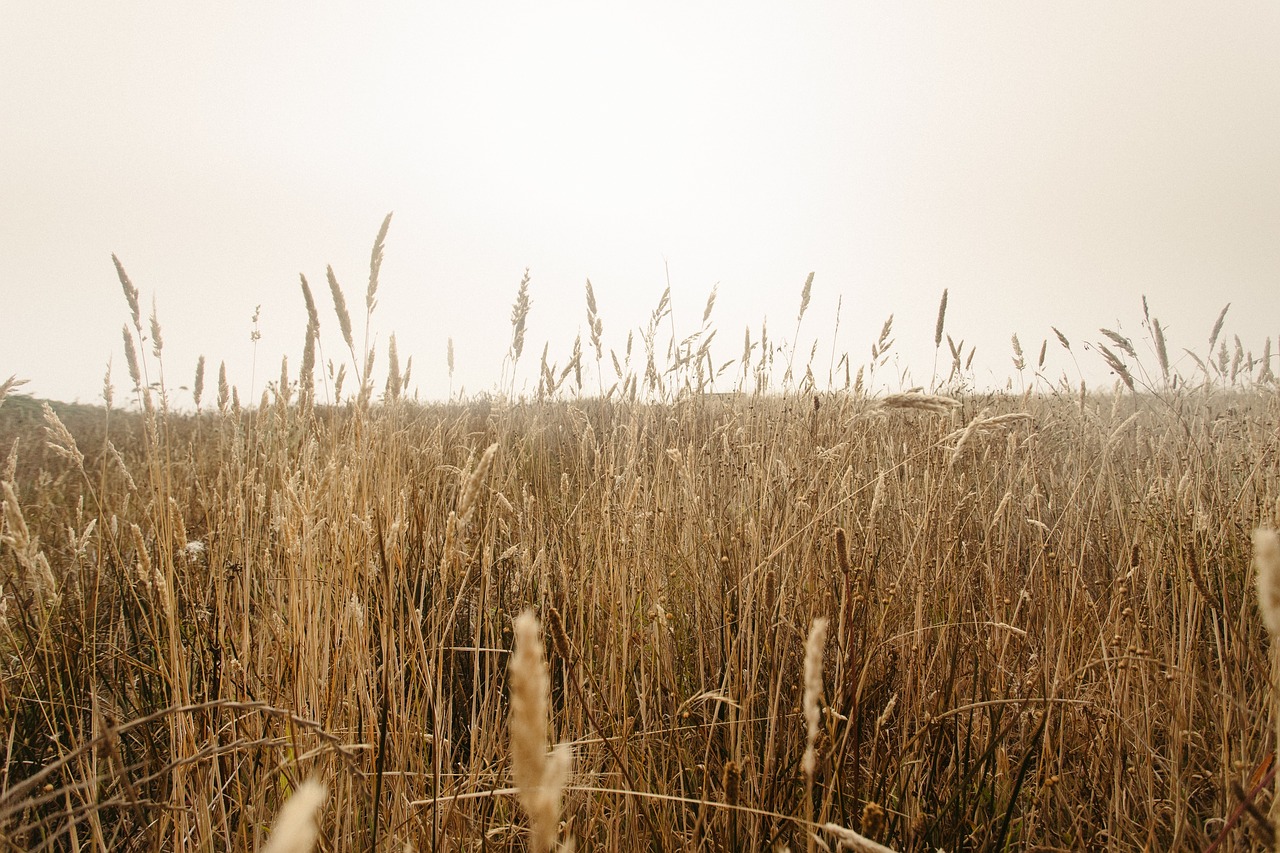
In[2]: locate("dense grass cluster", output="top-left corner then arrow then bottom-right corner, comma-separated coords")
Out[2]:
2,221 -> 1279,850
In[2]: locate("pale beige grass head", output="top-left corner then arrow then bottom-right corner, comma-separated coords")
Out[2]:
509,609 -> 572,853
260,779 -> 327,853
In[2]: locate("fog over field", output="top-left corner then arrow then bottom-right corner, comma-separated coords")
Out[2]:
3,3 -> 1279,401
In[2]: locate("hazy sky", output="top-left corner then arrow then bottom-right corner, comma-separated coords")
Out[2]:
4,3 -> 1279,404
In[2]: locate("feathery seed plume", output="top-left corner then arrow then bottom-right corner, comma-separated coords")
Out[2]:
42,404 -> 84,469
0,376 -> 28,407
149,297 -> 164,358
122,326 -> 142,389
193,355 -> 205,409
1208,303 -> 1230,353
1153,318 -> 1169,380
510,270 -> 532,364
217,362 -> 230,412
326,265 -> 355,353
509,610 -> 571,853
934,288 -> 948,348
457,442 -> 499,525
299,274 -> 320,332
877,392 -> 961,415
821,821 -> 900,852
385,334 -> 401,401
1255,528 -> 1280,639
367,212 -> 392,314
798,272 -> 814,322
113,254 -> 141,331
802,616 -> 829,779
260,779 -> 327,853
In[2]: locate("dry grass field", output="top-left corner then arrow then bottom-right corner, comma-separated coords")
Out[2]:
2,226 -> 1279,850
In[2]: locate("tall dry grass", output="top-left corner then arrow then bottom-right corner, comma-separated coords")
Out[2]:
1,222 -> 1279,850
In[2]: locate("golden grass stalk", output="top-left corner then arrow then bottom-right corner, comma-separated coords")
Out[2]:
1153,318 -> 1169,380
934,288 -> 948,349
193,355 -> 205,409
149,296 -> 164,359
1100,328 -> 1136,359
834,528 -> 850,576
457,442 -> 499,525
260,779 -> 327,853
802,616 -> 829,780
1254,526 -> 1280,845
299,274 -> 320,333
947,409 -> 987,469
1254,528 -> 1280,639
820,821 -> 900,852
112,253 -> 141,332
585,279 -> 604,364
326,265 -> 355,355
102,361 -> 114,409
510,269 -> 532,365
277,356 -> 290,407
877,392 -> 960,414
122,326 -> 142,390
217,362 -> 230,412
509,610 -> 571,853
868,315 -> 893,365
385,334 -> 401,401
367,212 -> 392,314
300,324 -> 317,407
1097,344 -> 1135,391
1208,303 -> 1230,354
786,272 -> 815,381
0,480 -> 59,611
868,472 -> 885,530
946,410 -> 1033,467
42,403 -> 84,470
0,376 -> 28,408
1011,334 -> 1025,372
798,271 -> 814,323
359,350 -> 376,407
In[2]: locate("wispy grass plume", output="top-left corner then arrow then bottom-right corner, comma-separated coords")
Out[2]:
260,779 -> 327,853
509,610 -> 571,853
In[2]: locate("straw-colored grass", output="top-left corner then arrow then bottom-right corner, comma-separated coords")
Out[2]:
2,223 -> 1279,850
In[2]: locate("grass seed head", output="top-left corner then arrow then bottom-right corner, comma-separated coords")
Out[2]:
509,610 -> 569,853
802,616 -> 829,779
326,265 -> 355,352
261,779 -> 327,853
821,820 -> 899,852
1255,528 -> 1280,639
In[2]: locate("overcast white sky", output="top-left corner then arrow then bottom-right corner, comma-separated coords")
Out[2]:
3,3 -> 1279,404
